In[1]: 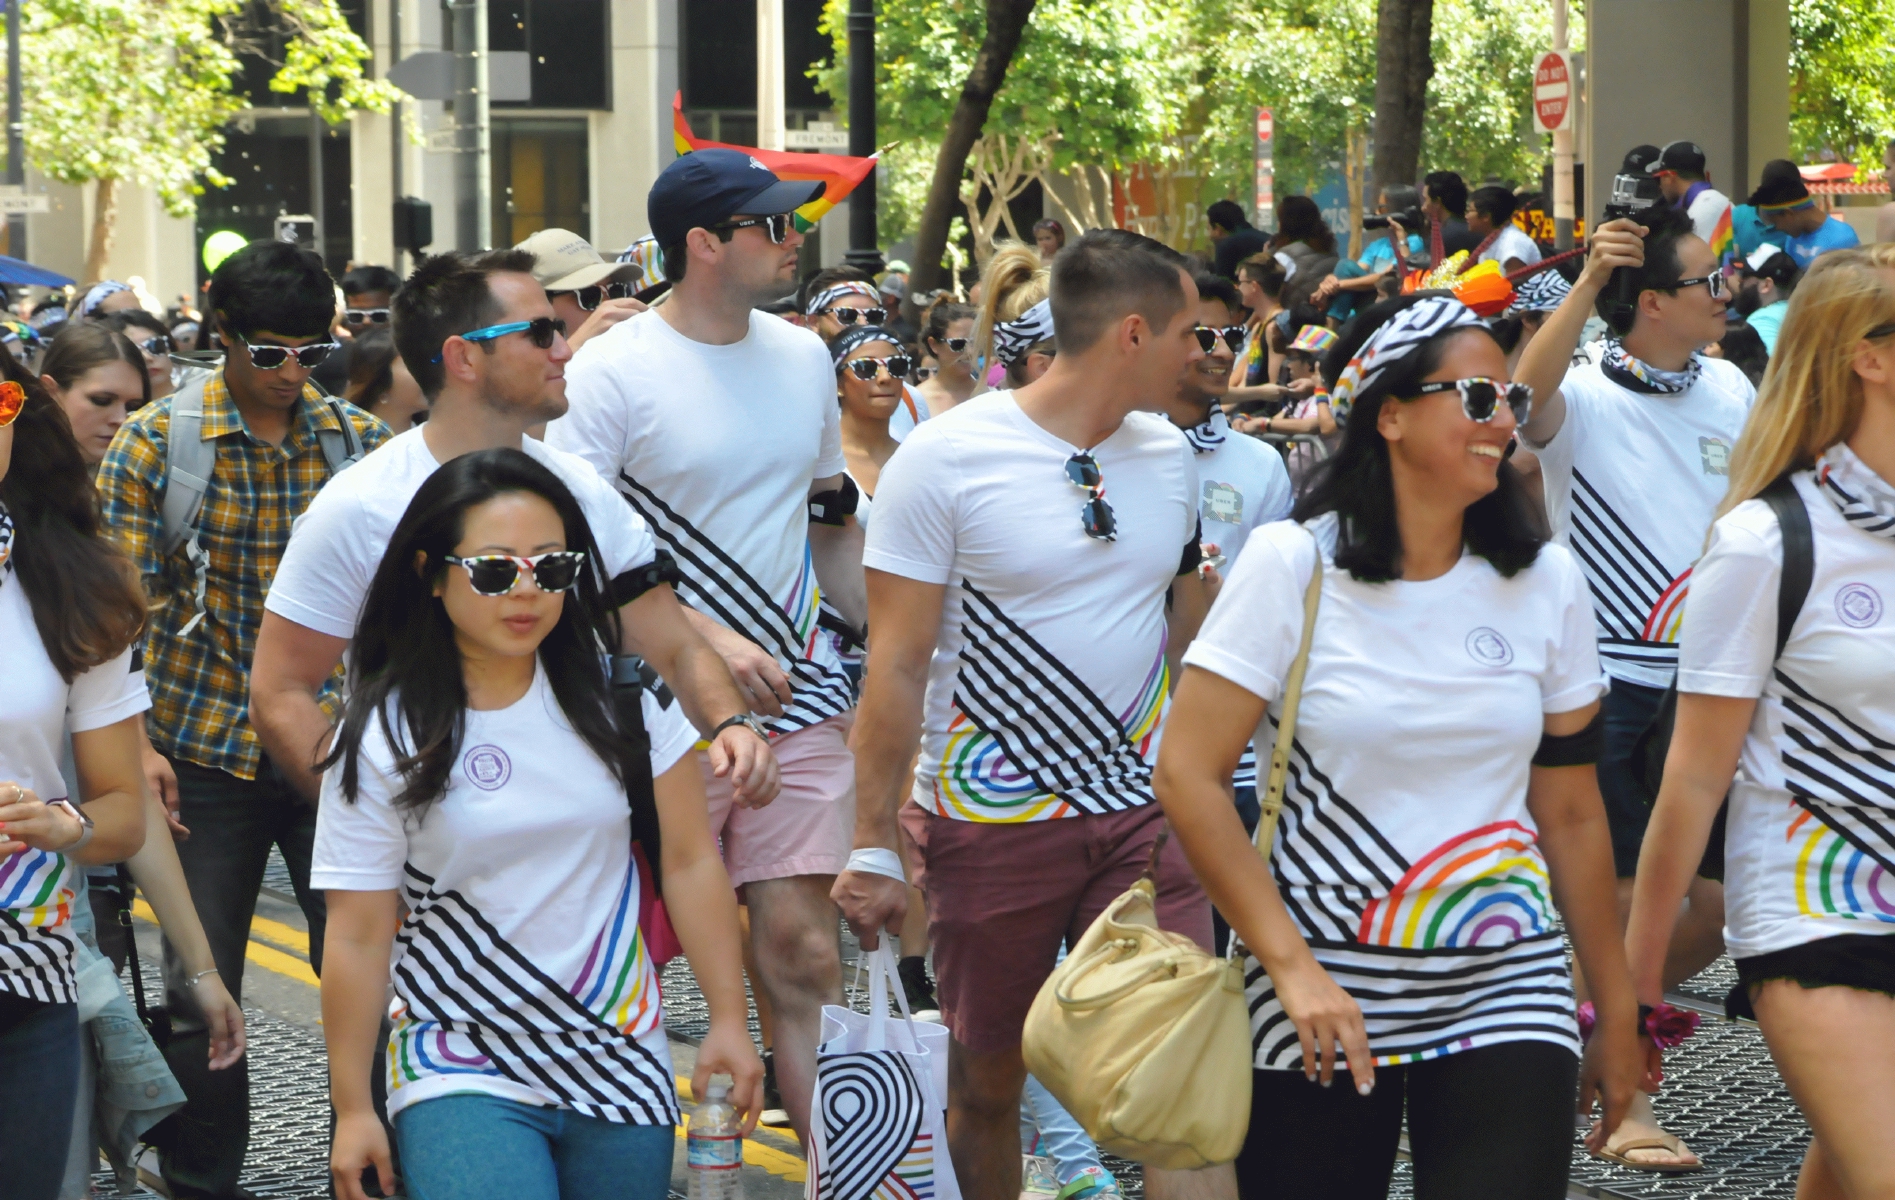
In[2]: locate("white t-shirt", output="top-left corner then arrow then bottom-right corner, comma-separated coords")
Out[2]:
547,310 -> 853,735
865,393 -> 1198,822
1527,357 -> 1754,686
311,664 -> 696,1122
1478,225 -> 1543,269
1182,515 -> 1604,1068
267,426 -> 657,639
0,530 -> 150,1005
1179,409 -> 1295,790
1676,455 -> 1895,959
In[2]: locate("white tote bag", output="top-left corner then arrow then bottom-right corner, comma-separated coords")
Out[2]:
807,945 -> 962,1200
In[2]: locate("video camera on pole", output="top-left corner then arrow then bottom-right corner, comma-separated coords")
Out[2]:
1602,145 -> 1666,328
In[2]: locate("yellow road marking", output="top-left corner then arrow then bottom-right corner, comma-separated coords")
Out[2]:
676,1074 -> 807,1180
131,900 -> 320,988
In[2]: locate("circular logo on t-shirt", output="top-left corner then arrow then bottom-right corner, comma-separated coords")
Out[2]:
1836,583 -> 1884,630
1465,627 -> 1514,667
462,745 -> 512,791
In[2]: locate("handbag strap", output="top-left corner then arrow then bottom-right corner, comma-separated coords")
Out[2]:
1254,534 -> 1326,866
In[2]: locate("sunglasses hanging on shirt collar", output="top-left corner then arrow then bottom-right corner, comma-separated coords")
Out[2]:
1064,452 -> 1117,542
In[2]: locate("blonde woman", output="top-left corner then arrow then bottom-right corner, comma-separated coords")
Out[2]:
1626,245 -> 1895,1199
971,243 -> 1049,391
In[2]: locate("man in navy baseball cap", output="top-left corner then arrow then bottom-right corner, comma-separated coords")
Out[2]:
649,148 -> 825,260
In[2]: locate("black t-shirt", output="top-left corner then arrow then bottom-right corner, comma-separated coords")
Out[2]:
1438,218 -> 1482,257
1214,227 -> 1269,281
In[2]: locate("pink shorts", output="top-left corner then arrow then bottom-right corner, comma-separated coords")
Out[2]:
702,714 -> 855,888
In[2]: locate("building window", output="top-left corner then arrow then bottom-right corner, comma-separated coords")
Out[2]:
489,0 -> 609,110
492,118 -> 590,245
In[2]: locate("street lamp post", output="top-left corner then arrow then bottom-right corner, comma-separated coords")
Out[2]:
843,0 -> 881,275
451,0 -> 491,251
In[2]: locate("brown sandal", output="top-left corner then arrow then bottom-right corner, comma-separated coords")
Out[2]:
1591,1133 -> 1705,1174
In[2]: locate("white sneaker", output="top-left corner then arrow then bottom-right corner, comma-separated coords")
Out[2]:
1021,1153 -> 1060,1197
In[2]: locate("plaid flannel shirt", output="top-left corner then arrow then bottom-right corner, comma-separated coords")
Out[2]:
97,371 -> 389,780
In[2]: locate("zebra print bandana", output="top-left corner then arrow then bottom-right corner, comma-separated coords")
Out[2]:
992,299 -> 1056,368
1816,441 -> 1895,539
1601,339 -> 1703,395
0,501 -> 13,579
1329,294 -> 1483,422
1182,407 -> 1230,453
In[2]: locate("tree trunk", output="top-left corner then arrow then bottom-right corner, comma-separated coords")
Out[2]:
85,176 -> 119,284
1371,0 -> 1434,196
907,0 -> 1039,298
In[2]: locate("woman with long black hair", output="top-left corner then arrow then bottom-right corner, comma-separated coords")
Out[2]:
319,448 -> 758,1200
0,365 -> 152,1200
1156,293 -> 1643,1199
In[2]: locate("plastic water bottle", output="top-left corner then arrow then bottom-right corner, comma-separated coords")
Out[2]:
686,1078 -> 745,1200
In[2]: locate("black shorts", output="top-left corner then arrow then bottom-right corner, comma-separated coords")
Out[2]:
1727,932 -> 1895,1019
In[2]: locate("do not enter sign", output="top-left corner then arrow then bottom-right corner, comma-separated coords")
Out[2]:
1534,50 -> 1573,132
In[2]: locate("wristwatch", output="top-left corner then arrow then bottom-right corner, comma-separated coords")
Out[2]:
710,713 -> 772,743
46,799 -> 94,854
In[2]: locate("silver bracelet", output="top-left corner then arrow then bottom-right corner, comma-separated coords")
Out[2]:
190,968 -> 220,986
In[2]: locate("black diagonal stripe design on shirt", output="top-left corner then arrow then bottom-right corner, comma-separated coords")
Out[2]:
1244,933 -> 1574,1067
0,908 -> 74,1004
1776,670 -> 1895,871
615,472 -> 851,733
393,865 -> 677,1125
1263,729 -> 1410,944
951,581 -> 1156,815
1569,470 -> 1674,646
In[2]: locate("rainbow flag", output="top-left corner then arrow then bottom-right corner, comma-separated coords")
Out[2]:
671,93 -> 878,234
1708,203 -> 1736,270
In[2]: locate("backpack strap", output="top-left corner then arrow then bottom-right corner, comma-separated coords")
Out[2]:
315,397 -> 367,474
1759,473 -> 1816,659
158,377 -> 217,637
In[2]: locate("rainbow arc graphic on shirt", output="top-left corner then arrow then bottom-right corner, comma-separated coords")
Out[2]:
1356,822 -> 1553,949
1788,807 -> 1895,924
1640,567 -> 1694,645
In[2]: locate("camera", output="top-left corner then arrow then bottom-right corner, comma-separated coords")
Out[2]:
1363,207 -> 1424,231
1602,171 -> 1664,222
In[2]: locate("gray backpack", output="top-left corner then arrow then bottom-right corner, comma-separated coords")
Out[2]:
158,374 -> 366,636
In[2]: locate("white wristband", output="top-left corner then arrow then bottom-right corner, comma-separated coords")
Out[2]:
845,847 -> 906,882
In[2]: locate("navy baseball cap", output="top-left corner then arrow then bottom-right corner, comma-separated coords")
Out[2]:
648,149 -> 825,247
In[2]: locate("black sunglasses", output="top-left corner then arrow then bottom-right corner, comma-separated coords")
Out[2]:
444,551 -> 587,597
710,213 -> 792,245
824,306 -> 888,327
242,338 -> 340,370
1412,377 -> 1533,424
552,281 -> 636,311
1864,320 -> 1895,340
1670,272 -> 1730,301
343,308 -> 391,327
1192,324 -> 1248,353
1064,452 -> 1117,542
134,334 -> 174,357
843,354 -> 915,381
940,336 -> 971,353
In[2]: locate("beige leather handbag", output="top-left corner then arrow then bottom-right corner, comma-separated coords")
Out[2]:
1022,537 -> 1325,1168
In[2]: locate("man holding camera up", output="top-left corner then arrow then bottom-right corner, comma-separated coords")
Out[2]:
1513,204 -> 1755,1173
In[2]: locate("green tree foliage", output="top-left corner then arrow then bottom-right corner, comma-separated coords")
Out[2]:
815,0 -> 1191,246
20,0 -> 398,278
1788,0 -> 1895,165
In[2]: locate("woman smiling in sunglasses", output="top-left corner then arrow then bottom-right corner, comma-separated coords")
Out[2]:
832,326 -> 910,529
319,448 -> 758,1200
1157,292 -> 1644,1199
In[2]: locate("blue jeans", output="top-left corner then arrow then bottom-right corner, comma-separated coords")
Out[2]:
0,997 -> 81,1200
393,1093 -> 675,1200
1022,1074 -> 1105,1185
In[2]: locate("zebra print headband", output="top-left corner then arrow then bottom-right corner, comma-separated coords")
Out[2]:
992,298 -> 1056,368
1329,294 -> 1483,421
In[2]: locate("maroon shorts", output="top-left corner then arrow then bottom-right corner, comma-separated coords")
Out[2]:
899,800 -> 1212,1055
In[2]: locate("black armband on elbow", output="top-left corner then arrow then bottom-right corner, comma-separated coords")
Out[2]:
809,476 -> 860,527
1532,709 -> 1605,767
1177,517 -> 1204,576
609,550 -> 682,608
